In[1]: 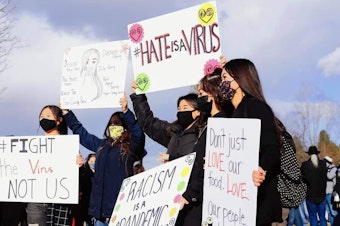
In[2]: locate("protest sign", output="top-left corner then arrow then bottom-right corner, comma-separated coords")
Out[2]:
202,118 -> 260,225
128,1 -> 221,94
0,135 -> 79,203
60,40 -> 129,109
109,153 -> 196,226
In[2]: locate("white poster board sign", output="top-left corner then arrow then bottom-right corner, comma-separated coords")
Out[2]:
109,153 -> 196,226
128,1 -> 221,94
60,40 -> 130,109
202,118 -> 261,225
0,135 -> 79,203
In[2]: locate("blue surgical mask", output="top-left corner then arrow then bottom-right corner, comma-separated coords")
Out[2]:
89,162 -> 95,170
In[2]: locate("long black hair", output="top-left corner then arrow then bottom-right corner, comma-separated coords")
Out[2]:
223,59 -> 284,145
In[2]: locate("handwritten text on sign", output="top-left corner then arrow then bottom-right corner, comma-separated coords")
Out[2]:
0,135 -> 79,203
60,40 -> 129,109
128,1 -> 222,94
109,153 -> 196,226
202,118 -> 260,225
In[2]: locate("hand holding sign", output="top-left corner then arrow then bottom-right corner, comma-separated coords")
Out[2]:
252,166 -> 266,187
131,80 -> 138,94
158,152 -> 169,163
220,55 -> 227,67
119,93 -> 128,113
179,196 -> 189,210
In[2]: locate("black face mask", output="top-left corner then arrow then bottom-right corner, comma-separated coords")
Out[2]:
40,118 -> 57,132
197,95 -> 212,113
177,110 -> 195,129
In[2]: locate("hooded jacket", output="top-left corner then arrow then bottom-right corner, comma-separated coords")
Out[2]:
64,109 -> 145,219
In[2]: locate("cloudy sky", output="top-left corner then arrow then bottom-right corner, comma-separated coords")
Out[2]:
0,0 -> 339,169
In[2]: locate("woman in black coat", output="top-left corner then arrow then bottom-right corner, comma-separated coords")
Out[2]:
79,153 -> 96,226
179,71 -> 231,225
130,86 -> 200,163
219,58 -> 282,225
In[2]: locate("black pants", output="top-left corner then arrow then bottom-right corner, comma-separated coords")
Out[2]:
0,202 -> 27,226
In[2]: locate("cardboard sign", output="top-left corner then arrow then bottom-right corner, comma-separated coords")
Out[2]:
60,40 -> 129,109
0,135 -> 79,203
128,1 -> 221,94
109,153 -> 196,226
202,118 -> 261,225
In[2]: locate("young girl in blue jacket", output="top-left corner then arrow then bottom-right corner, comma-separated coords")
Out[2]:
62,95 -> 145,226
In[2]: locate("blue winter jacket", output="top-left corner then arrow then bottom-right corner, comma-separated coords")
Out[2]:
63,109 -> 145,219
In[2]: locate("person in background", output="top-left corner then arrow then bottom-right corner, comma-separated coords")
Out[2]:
130,84 -> 201,163
62,94 -> 145,226
219,58 -> 282,225
79,153 -> 96,226
301,146 -> 327,226
332,167 -> 340,225
27,105 -> 75,226
179,70 -> 231,225
324,155 -> 337,225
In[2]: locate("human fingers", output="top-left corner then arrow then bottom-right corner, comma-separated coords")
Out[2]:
220,55 -> 227,67
131,80 -> 138,93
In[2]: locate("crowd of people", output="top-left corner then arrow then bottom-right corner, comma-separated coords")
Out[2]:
287,146 -> 340,226
1,56 -> 339,226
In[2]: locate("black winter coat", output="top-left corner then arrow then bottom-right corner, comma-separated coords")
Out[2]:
79,165 -> 94,223
301,159 -> 327,204
182,111 -> 227,226
130,93 -> 198,160
131,93 -> 199,225
232,96 -> 282,225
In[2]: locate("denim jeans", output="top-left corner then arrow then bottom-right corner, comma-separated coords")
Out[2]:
26,203 -> 48,226
288,206 -> 304,226
94,218 -> 109,226
326,193 -> 338,225
306,199 -> 327,226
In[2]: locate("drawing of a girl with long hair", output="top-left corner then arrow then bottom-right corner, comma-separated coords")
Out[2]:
79,48 -> 103,102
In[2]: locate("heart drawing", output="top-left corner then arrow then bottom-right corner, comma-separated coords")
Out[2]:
136,73 -> 150,92
198,7 -> 214,24
129,24 -> 144,43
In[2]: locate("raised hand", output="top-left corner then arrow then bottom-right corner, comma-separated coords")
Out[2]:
131,80 -> 138,94
119,93 -> 128,113
220,55 -> 227,67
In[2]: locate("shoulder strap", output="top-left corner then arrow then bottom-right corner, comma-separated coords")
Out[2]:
196,124 -> 207,144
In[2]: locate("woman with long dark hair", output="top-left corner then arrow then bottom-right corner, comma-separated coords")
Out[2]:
219,58 -> 282,225
27,105 -> 72,226
62,95 -> 145,226
179,71 -> 233,225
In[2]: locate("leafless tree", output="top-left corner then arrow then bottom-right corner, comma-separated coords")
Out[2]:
290,82 -> 340,148
0,0 -> 18,74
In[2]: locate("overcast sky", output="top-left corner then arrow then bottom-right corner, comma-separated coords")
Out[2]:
0,0 -> 339,169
